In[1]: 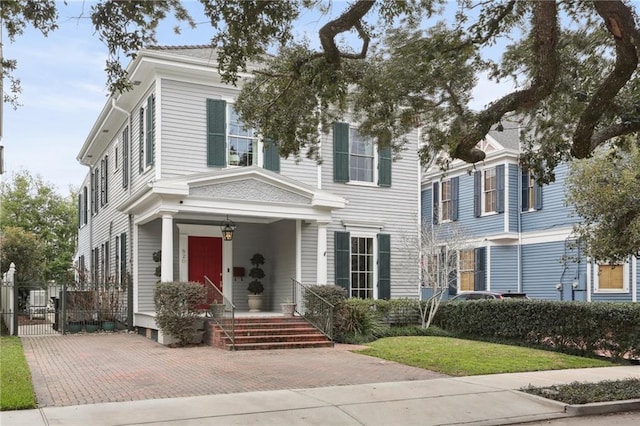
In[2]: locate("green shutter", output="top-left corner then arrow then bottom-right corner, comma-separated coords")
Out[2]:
333,122 -> 349,182
378,146 -> 391,187
120,232 -> 127,288
207,99 -> 227,167
263,137 -> 280,172
335,231 -> 350,292
145,95 -> 155,166
378,233 -> 391,300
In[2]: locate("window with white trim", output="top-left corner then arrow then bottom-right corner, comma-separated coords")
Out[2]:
595,262 -> 629,292
483,168 -> 497,213
441,180 -> 452,222
459,249 -> 475,291
350,236 -> 374,299
228,106 -> 257,166
332,122 -> 392,186
349,128 -> 374,182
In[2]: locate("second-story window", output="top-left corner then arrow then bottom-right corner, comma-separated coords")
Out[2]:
483,168 -> 496,213
83,186 -> 88,225
473,165 -> 504,217
521,169 -> 542,211
332,122 -> 392,186
206,99 -> 259,168
228,107 -> 256,166
441,180 -> 452,221
139,95 -> 155,174
349,128 -> 374,182
100,155 -> 108,206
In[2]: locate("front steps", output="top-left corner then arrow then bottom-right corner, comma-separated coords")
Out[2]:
207,316 -> 333,350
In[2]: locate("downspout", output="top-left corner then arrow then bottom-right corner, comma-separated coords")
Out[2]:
127,213 -> 134,331
417,125 -> 423,301
517,170 -> 522,293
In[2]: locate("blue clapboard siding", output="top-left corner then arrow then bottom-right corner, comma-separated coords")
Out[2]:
489,245 -> 518,293
507,164 -> 519,233
521,241 -> 574,301
521,164 -> 577,233
447,171 -> 504,237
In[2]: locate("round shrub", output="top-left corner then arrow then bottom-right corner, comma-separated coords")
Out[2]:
154,281 -> 206,346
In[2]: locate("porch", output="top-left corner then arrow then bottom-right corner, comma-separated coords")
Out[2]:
123,167 -> 346,315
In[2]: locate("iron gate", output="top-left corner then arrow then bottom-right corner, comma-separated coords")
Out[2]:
0,281 -> 63,336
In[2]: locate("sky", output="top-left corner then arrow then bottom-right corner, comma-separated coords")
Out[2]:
1,0 -> 507,195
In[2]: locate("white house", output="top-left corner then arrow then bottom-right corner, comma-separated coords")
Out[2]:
75,46 -> 422,343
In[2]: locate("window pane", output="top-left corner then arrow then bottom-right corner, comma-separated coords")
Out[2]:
228,106 -> 256,167
350,236 -> 374,299
459,250 -> 475,291
599,264 -> 623,289
349,128 -> 374,182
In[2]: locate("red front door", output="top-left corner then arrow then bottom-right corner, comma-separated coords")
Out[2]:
188,236 -> 223,306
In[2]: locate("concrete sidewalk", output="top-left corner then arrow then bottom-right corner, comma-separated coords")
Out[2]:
2,366 -> 638,426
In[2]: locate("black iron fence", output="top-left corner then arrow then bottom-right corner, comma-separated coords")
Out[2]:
1,280 -> 132,336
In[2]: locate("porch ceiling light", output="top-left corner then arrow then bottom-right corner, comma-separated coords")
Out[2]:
221,215 -> 236,241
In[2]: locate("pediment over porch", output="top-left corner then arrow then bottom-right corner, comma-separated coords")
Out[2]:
118,166 -> 346,224
190,177 -> 312,205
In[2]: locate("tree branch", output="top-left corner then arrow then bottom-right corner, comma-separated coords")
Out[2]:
453,1 -> 559,163
571,0 -> 639,158
590,121 -> 640,151
318,0 -> 375,66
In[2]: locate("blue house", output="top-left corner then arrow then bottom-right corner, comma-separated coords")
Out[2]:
421,120 -> 639,303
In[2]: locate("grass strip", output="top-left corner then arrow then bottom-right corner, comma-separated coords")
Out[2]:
0,336 -> 37,410
354,336 -> 613,376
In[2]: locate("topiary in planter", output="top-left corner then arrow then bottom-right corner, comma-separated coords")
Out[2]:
247,253 -> 265,295
154,281 -> 206,346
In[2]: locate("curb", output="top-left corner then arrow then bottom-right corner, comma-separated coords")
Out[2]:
564,398 -> 640,416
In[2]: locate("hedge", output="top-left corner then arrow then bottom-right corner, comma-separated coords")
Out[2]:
433,300 -> 640,360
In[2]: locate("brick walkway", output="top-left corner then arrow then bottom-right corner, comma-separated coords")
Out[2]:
22,333 -> 446,407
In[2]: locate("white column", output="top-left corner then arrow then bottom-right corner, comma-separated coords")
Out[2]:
161,214 -> 174,282
317,222 -> 328,285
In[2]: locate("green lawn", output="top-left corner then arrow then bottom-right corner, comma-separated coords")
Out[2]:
0,337 -> 36,410
355,336 -> 613,376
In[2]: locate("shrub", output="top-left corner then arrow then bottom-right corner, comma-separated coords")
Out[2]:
154,281 -> 206,346
332,298 -> 425,343
339,299 -> 387,341
522,378 -> 640,405
434,300 -> 640,360
303,285 -> 347,337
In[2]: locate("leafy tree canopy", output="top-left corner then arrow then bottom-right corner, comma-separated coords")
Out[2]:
566,144 -> 640,263
0,170 -> 77,282
0,226 -> 45,283
3,1 -> 639,182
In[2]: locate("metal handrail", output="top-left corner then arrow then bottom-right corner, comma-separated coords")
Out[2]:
292,278 -> 334,341
204,276 -> 235,350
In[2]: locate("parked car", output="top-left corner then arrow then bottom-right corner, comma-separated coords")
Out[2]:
449,291 -> 529,301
